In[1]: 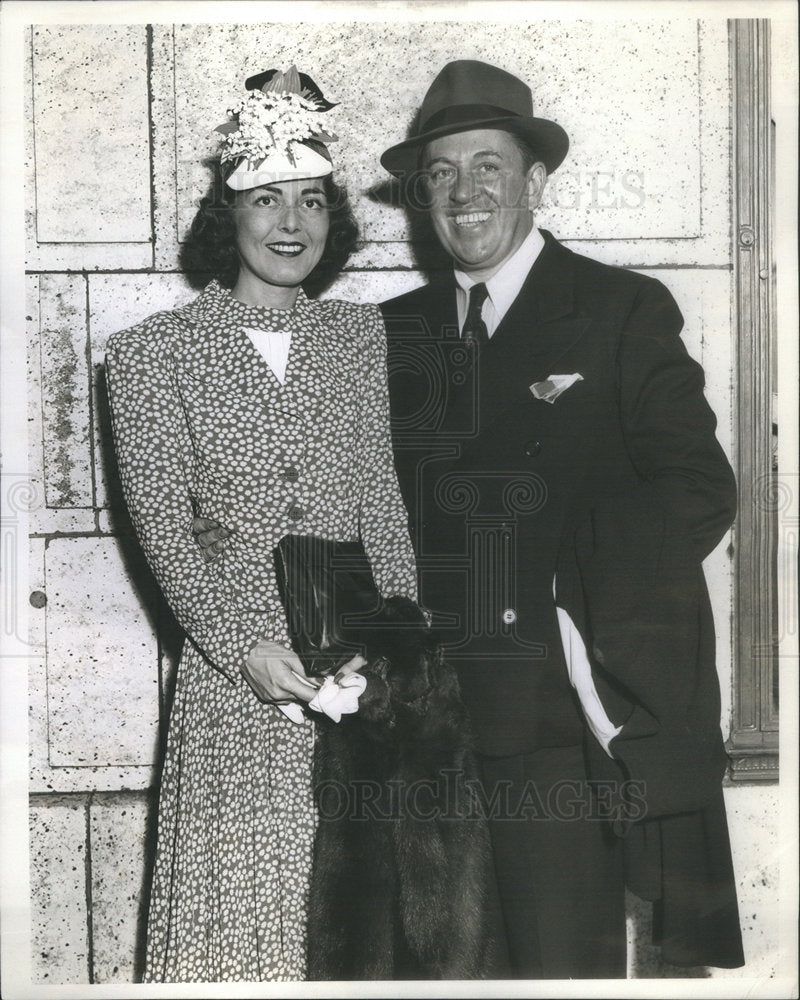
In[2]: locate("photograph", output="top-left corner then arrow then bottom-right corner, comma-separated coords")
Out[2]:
0,1 -> 797,997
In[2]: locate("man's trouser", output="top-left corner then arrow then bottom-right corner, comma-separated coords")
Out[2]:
478,742 -> 627,979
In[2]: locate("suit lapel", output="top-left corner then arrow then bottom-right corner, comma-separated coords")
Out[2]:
491,232 -> 588,370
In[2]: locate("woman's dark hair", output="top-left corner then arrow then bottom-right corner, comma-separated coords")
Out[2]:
180,158 -> 360,298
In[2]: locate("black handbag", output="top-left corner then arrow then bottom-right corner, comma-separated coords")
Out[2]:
274,534 -> 389,676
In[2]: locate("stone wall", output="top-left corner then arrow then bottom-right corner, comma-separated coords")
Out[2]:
24,17 -> 780,984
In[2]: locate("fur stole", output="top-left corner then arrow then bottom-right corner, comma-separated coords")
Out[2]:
306,597 -> 501,980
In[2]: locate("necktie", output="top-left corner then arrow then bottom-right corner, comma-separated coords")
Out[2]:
461,282 -> 489,347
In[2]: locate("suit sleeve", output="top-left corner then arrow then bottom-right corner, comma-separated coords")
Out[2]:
614,278 -> 737,559
555,278 -> 735,814
558,276 -> 736,615
106,323 -> 271,684
356,306 -> 419,602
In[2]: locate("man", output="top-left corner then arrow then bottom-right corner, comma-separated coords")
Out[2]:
377,60 -> 744,978
195,59 -> 745,979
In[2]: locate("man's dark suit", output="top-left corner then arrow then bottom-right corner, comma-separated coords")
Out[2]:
380,230 -> 744,975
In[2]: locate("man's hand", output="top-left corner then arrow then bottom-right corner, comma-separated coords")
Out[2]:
193,516 -> 230,562
242,639 -> 321,704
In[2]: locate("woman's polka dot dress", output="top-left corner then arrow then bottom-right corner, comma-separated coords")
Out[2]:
105,280 -> 418,982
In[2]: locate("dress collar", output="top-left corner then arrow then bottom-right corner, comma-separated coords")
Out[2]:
199,278 -> 311,328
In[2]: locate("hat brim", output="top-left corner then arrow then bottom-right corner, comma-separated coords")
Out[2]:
380,116 -> 569,177
225,143 -> 333,190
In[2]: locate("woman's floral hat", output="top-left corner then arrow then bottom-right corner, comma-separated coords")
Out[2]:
215,66 -> 338,189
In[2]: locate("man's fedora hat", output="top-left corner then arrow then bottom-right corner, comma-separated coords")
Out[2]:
381,60 -> 569,177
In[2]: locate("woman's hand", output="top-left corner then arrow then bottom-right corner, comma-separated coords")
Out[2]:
242,640 -> 320,704
192,516 -> 229,562
333,654 -> 368,683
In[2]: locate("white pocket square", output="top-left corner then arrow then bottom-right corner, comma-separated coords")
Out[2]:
529,373 -> 584,403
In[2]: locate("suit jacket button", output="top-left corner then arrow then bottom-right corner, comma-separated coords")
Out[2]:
282,466 -> 299,483
524,440 -> 542,458
502,608 -> 517,624
287,504 -> 304,521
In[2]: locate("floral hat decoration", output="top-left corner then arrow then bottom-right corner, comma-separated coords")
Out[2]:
215,66 -> 338,190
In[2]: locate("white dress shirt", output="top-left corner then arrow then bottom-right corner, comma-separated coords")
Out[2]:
454,224 -> 545,336
455,225 -> 621,757
243,326 -> 292,384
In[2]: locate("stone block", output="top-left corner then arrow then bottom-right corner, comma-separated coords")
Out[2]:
24,274 -> 95,534
27,275 -> 94,533
29,796 -> 90,984
30,25 -> 151,245
532,19 -> 700,242
320,269 -> 425,306
27,243 -> 154,274
89,792 -> 153,983
26,275 -> 45,522
28,537 -> 50,791
25,271 -> 92,531
44,536 -> 160,768
23,28 -> 36,254
31,509 -> 99,536
30,539 -> 154,794
150,25 -> 181,270
38,273 -> 93,509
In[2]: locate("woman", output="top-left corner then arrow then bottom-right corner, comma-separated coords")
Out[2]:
106,67 -> 417,982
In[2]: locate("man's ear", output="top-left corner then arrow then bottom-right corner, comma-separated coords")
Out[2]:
526,162 -> 548,212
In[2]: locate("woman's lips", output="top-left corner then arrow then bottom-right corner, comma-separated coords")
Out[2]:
266,242 -> 306,257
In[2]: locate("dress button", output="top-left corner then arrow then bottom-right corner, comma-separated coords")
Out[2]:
287,504 -> 304,521
502,608 -> 517,624
524,440 -> 542,458
282,466 -> 299,483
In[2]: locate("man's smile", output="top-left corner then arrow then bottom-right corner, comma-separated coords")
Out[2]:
451,211 -> 492,228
